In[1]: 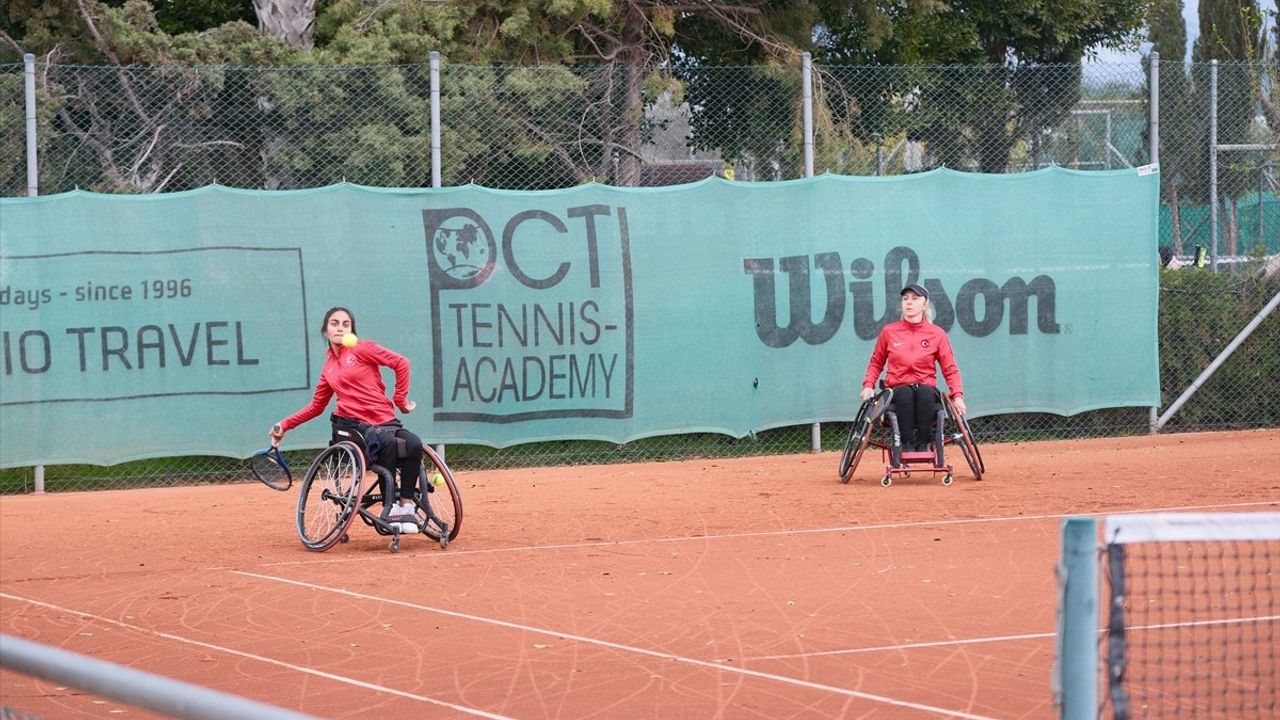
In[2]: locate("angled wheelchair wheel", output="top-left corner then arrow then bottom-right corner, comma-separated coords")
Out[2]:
414,446 -> 462,548
296,441 -> 365,552
944,396 -> 985,481
839,389 -> 892,483
838,398 -> 876,483
838,416 -> 873,483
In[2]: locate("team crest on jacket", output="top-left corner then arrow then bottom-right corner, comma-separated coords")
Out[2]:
921,339 -> 931,348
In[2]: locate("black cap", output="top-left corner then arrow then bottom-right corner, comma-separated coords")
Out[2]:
900,283 -> 929,300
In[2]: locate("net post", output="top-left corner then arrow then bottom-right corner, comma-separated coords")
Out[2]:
1057,516 -> 1098,720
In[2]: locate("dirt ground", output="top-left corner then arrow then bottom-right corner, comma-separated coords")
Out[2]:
2,429 -> 1277,719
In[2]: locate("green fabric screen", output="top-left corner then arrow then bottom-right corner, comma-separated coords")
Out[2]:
0,167 -> 1159,467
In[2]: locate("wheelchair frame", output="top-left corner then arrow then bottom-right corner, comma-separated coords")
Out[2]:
295,440 -> 463,553
839,389 -> 985,487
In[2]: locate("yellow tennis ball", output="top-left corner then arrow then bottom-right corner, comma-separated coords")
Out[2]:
341,333 -> 358,348
430,471 -> 444,487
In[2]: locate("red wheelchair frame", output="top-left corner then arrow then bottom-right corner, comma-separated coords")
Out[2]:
838,388 -> 985,487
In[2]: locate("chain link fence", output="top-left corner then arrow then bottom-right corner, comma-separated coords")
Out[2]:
2,58 -> 1277,492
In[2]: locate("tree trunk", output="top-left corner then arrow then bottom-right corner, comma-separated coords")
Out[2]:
597,69 -> 618,183
253,0 -> 316,50
614,4 -> 646,187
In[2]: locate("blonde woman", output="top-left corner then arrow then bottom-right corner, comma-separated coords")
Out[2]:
859,284 -> 966,459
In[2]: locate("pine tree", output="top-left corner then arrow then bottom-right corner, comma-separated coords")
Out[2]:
1147,0 -> 1194,254
1192,0 -> 1264,256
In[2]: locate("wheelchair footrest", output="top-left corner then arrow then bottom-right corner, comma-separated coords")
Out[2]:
886,451 -> 953,475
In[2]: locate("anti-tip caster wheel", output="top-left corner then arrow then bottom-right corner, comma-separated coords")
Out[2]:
340,533 -> 350,544
389,535 -> 400,553
881,474 -> 892,487
942,473 -> 953,486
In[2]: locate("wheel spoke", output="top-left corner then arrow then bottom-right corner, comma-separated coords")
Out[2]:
297,443 -> 363,551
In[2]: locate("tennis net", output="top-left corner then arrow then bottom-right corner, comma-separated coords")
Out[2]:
1056,511 -> 1279,720
1102,512 -> 1279,719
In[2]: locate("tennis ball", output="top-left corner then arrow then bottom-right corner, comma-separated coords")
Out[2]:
430,471 -> 445,487
341,333 -> 358,348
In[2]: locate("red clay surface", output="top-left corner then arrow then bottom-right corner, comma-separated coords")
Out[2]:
2,429 -> 1278,719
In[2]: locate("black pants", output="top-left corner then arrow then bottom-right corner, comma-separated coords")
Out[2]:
890,384 -> 941,451
331,416 -> 424,500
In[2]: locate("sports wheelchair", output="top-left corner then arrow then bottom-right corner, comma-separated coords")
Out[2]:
294,430 -> 462,553
838,387 -> 984,487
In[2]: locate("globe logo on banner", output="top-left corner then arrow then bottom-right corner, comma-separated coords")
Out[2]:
424,209 -> 497,290
431,223 -> 489,282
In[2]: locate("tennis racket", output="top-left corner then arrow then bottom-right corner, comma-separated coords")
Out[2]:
251,426 -> 292,491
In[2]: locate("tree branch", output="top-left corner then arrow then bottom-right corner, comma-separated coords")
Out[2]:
75,0 -> 156,134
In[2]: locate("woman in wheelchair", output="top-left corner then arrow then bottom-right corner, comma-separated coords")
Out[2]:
859,284 -> 966,467
269,306 -> 423,534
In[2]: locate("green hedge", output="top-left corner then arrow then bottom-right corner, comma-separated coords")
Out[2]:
1155,263 -> 1280,429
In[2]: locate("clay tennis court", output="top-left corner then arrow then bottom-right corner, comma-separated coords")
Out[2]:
2,429 -> 1277,719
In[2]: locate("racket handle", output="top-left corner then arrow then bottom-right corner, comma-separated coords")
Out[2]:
270,423 -> 283,447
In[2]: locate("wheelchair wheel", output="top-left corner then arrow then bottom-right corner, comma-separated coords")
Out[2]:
944,396 -> 985,481
839,389 -> 890,483
296,442 -> 365,552
414,446 -> 462,548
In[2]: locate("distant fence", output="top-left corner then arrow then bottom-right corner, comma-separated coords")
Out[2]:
3,56 -> 1276,256
1,55 -> 1277,491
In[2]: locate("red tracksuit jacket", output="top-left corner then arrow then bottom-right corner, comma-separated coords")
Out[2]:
280,340 -> 410,430
862,319 -> 964,397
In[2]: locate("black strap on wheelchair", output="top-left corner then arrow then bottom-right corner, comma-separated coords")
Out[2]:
331,415 -> 409,461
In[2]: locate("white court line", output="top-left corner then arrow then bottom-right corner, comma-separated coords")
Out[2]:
756,615 -> 1280,661
0,593 -> 515,720
752,631 -> 1057,661
222,499 -> 1279,571
236,571 -> 999,720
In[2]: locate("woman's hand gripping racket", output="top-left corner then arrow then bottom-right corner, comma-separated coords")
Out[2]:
251,424 -> 293,491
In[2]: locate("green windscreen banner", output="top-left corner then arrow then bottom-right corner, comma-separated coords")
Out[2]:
0,167 -> 1159,467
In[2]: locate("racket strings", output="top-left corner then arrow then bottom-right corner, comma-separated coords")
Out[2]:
251,450 -> 291,490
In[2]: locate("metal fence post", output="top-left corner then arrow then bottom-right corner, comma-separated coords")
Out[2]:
24,54 -> 38,197
24,52 -> 46,493
430,50 -> 441,190
1148,51 -> 1159,435
801,52 -> 814,177
802,52 -> 821,452
1209,60 -> 1219,271
1148,51 -> 1159,167
430,50 -> 444,460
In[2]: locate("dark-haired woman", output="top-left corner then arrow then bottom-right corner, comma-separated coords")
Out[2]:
270,307 -> 423,532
